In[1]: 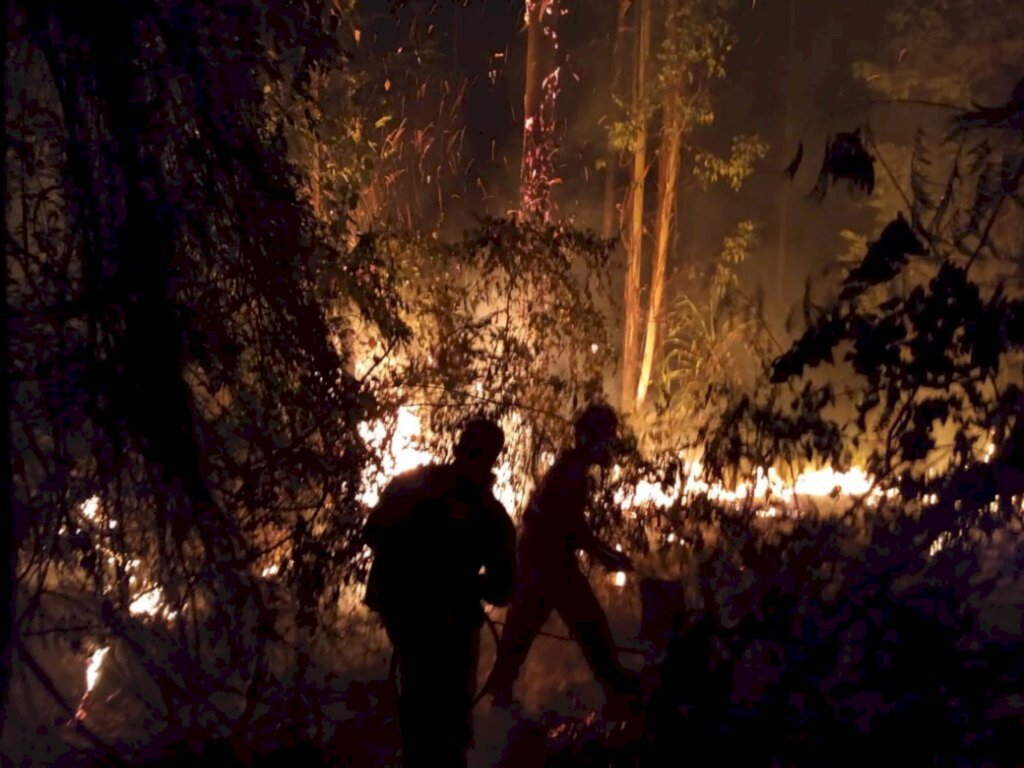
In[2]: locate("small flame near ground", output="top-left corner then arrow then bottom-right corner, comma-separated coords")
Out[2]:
74,646 -> 109,721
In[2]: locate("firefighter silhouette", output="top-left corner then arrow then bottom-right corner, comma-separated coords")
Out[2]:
364,417 -> 516,768
484,403 -> 638,711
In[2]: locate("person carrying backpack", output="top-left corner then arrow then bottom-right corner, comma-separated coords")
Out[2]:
364,417 -> 516,768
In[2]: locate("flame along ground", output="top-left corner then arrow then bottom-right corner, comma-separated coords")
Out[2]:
68,403 -> 910,721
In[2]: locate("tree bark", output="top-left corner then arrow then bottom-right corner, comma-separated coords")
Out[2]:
636,62 -> 683,408
521,0 -> 559,220
620,0 -> 650,412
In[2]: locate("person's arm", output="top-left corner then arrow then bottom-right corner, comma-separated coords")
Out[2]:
479,502 -> 517,606
576,525 -> 632,571
561,462 -> 630,573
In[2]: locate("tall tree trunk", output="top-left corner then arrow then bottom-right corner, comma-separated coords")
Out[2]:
601,0 -> 631,238
620,0 -> 650,412
635,0 -> 682,408
776,0 -> 796,310
521,0 -> 559,220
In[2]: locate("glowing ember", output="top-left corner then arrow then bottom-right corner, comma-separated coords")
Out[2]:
612,571 -> 627,588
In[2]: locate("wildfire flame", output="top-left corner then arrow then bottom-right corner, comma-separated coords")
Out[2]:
70,497 -> 179,703
128,587 -> 175,620
358,406 -> 435,507
75,646 -> 109,721
358,404 -> 520,512
615,460 -> 895,516
65,396 -> 908,709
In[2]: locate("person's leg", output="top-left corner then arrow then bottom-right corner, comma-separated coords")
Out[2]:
554,568 -> 638,700
437,624 -> 479,768
464,627 -> 480,742
388,615 -> 454,767
485,579 -> 551,702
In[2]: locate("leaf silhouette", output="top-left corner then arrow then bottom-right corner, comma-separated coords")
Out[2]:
840,213 -> 926,301
809,128 -> 875,200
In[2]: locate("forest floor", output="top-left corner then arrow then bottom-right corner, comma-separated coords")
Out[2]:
1,574 -> 648,766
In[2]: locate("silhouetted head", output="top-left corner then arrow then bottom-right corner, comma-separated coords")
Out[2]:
574,403 -> 618,468
453,417 -> 505,483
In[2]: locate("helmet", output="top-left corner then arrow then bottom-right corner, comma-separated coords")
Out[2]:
454,417 -> 505,464
574,403 -> 618,451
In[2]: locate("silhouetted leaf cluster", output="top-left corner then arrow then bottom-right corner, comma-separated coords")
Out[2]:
794,128 -> 876,201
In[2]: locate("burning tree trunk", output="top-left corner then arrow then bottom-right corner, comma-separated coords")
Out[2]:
621,0 -> 651,412
601,0 -> 632,238
636,0 -> 683,408
521,0 -> 560,220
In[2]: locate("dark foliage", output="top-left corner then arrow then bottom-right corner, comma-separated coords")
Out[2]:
807,128 -> 876,200
637,511 -> 1024,767
840,212 -> 927,299
4,0 -> 392,751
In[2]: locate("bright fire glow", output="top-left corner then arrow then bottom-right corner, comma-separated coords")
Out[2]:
261,562 -> 281,579
358,406 -> 435,507
85,647 -> 108,693
358,404 -> 520,514
929,532 -> 951,557
75,646 -> 109,721
615,460 -> 894,515
129,587 -> 176,620
80,496 -> 100,521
